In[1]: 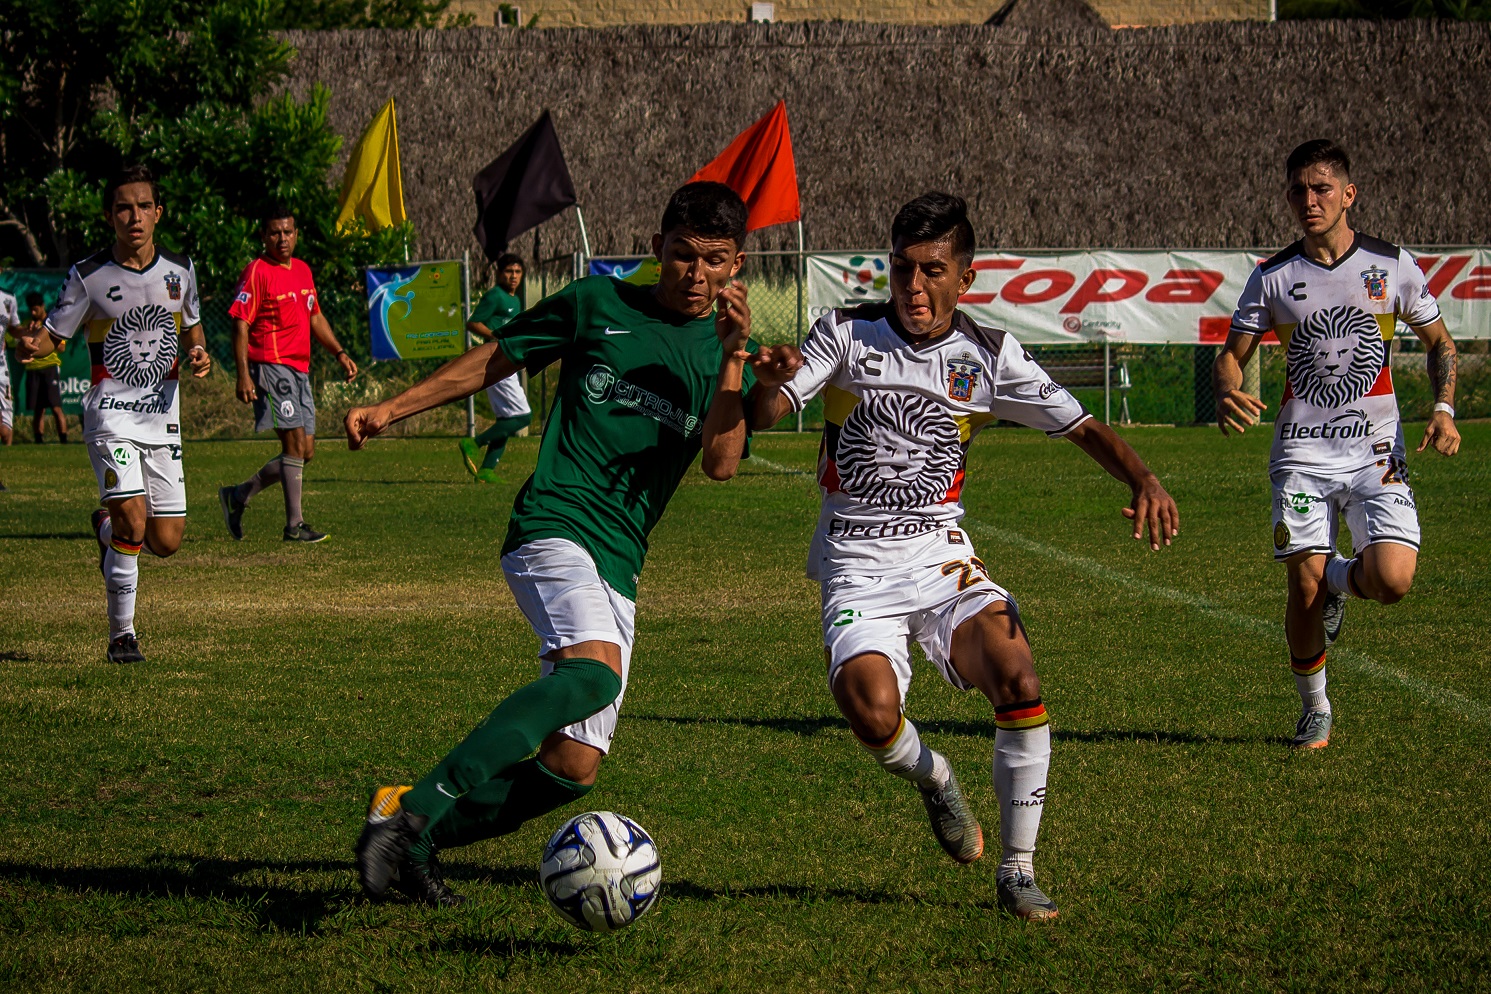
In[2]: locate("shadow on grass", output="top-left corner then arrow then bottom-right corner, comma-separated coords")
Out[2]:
0,856 -> 354,935
628,713 -> 1284,746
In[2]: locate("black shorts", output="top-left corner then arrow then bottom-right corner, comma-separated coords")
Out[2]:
26,368 -> 61,415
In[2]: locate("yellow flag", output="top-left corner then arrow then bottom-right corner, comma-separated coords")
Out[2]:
336,99 -> 407,233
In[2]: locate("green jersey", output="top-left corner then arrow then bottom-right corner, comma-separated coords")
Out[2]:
497,275 -> 754,599
471,285 -> 522,331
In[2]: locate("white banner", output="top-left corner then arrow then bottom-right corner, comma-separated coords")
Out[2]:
807,249 -> 1491,344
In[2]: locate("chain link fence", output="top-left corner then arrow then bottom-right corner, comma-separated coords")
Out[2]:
172,256 -> 1491,438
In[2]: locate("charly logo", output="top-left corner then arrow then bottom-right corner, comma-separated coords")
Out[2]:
1360,266 -> 1389,301
946,352 -> 982,402
1012,787 -> 1046,808
1286,305 -> 1384,409
103,305 -> 177,388
836,392 -> 961,510
583,364 -> 616,404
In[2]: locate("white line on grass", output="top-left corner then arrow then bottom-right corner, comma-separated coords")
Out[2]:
751,455 -> 1491,726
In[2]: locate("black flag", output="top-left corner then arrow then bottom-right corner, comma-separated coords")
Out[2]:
472,110 -> 577,261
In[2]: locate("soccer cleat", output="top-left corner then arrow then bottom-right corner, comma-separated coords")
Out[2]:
355,786 -> 429,899
1322,589 -> 1346,649
458,437 -> 481,477
393,851 -> 467,908
1291,709 -> 1333,750
106,633 -> 145,664
918,767 -> 984,864
219,486 -> 246,541
474,467 -> 499,484
283,523 -> 328,543
91,508 -> 109,573
997,874 -> 1059,921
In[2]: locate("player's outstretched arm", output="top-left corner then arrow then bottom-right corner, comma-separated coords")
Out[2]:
1064,419 -> 1180,551
701,282 -> 753,480
345,342 -> 522,450
182,324 -> 211,378
1212,331 -> 1266,436
1412,318 -> 1459,457
743,345 -> 806,431
13,328 -> 58,363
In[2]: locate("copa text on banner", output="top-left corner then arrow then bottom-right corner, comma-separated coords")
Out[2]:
807,249 -> 1491,344
366,261 -> 466,361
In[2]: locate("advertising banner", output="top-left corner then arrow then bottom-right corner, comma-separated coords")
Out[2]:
808,249 -> 1491,344
588,257 -> 660,285
0,270 -> 86,416
366,261 -> 466,361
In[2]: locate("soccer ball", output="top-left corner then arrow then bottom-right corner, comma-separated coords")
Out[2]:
539,811 -> 661,932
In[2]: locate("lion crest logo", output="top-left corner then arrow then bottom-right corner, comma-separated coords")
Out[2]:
103,305 -> 178,389
836,392 -> 962,510
1286,305 -> 1384,409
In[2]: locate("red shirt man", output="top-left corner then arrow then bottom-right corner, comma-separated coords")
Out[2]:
229,256 -> 320,372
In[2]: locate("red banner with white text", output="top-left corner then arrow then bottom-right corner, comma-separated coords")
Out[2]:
807,249 -> 1491,344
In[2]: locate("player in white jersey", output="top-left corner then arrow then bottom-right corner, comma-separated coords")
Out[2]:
1214,141 -> 1460,750
750,193 -> 1180,921
15,166 -> 212,663
0,288 -> 18,450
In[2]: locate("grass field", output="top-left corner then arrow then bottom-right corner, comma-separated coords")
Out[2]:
1,424 -> 1488,992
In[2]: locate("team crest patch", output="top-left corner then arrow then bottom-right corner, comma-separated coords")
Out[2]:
164,272 -> 182,301
1360,266 -> 1388,302
104,469 -> 118,489
1273,521 -> 1290,550
946,352 -> 983,402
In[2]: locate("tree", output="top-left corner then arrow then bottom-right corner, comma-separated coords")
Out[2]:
0,0 -> 407,295
1279,0 -> 1491,18
266,0 -> 470,30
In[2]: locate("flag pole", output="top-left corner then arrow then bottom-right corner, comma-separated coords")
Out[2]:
574,205 -> 592,264
463,249 -> 475,438
796,218 -> 805,434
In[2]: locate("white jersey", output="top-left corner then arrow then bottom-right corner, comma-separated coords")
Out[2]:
45,248 -> 201,444
1230,234 -> 1439,477
782,303 -> 1091,580
0,290 -> 17,393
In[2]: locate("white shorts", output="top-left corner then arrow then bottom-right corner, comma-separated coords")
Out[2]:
821,547 -> 1013,708
1271,458 -> 1420,561
88,438 -> 186,516
500,537 -> 636,754
0,382 -> 10,429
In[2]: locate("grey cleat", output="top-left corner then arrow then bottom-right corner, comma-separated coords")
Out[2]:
1291,709 -> 1333,750
918,765 -> 984,864
355,786 -> 428,899
393,850 -> 467,908
106,633 -> 145,664
1322,589 -> 1346,648
219,486 -> 246,541
283,522 -> 328,543
998,874 -> 1059,921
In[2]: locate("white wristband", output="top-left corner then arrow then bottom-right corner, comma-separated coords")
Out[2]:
1433,402 -> 1455,418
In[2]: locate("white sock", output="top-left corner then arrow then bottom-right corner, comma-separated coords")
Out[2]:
1291,652 -> 1330,713
103,532 -> 141,639
994,701 -> 1051,884
1324,555 -> 1359,597
858,716 -> 950,787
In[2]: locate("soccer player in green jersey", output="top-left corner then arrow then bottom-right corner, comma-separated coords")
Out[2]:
459,252 -> 530,482
345,183 -> 795,906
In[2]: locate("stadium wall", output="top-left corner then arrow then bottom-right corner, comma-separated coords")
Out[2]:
278,21 -> 1491,262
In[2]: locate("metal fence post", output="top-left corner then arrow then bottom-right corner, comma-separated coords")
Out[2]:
1103,340 -> 1112,425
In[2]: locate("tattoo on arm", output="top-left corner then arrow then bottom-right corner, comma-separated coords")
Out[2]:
1427,339 -> 1457,404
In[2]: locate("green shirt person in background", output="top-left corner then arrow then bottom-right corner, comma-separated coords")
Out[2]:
342,182 -> 801,908
459,252 -> 531,482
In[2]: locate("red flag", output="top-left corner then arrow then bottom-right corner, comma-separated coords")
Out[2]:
688,101 -> 800,232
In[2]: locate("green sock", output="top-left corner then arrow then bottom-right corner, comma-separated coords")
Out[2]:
410,758 -> 592,860
400,658 -> 620,825
480,436 -> 508,470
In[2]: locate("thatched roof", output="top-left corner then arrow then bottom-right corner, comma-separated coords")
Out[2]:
986,0 -> 1110,31
278,21 -> 1491,261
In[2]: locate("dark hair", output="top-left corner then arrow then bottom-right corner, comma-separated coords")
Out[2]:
104,164 -> 159,211
261,203 -> 296,234
25,291 -> 44,308
496,252 -> 525,270
1286,140 -> 1351,180
660,181 -> 747,246
892,192 -> 976,266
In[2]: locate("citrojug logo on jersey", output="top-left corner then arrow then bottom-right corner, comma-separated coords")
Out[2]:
1286,306 -> 1384,408
103,305 -> 178,389
582,364 -> 700,437
836,393 -> 961,510
164,272 -> 182,301
1360,266 -> 1389,301
945,353 -> 982,402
